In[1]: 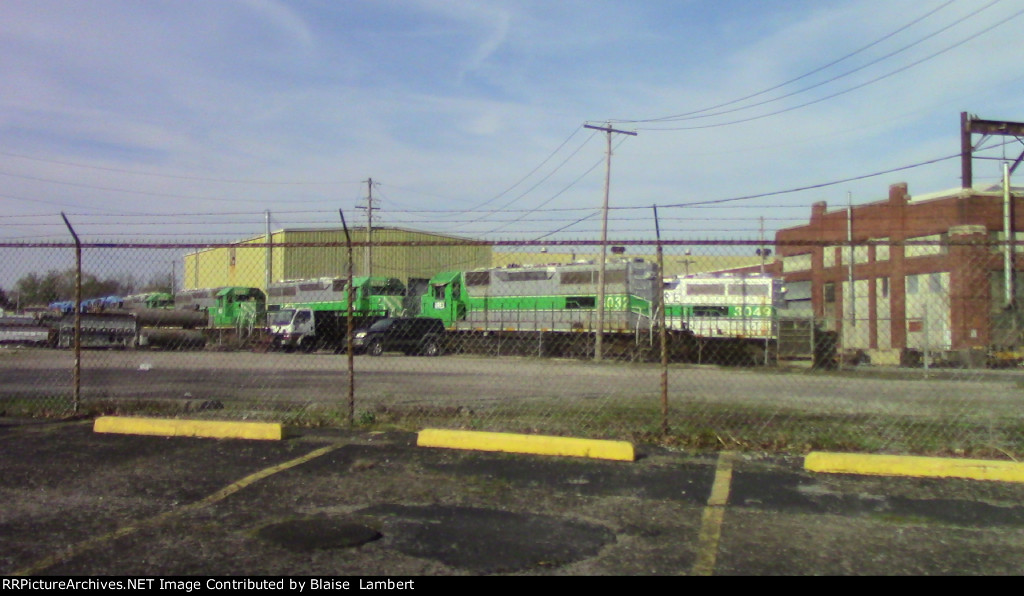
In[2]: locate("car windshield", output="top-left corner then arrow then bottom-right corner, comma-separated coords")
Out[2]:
268,309 -> 295,326
368,318 -> 395,332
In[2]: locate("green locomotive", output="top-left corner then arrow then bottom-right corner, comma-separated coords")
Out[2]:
266,276 -> 406,352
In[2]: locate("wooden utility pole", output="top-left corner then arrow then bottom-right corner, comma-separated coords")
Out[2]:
265,210 -> 272,292
357,178 -> 377,277
847,192 -> 855,330
583,123 -> 636,361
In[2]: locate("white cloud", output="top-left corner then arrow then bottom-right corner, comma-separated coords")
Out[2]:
0,0 -> 1022,251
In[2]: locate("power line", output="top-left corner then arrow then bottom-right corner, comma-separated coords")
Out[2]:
0,150 -> 361,186
639,4 -> 1024,131
657,2 -> 1000,123
378,126 -> 597,216
461,130 -> 601,228
616,0 -> 963,124
456,126 -> 591,213
659,153 -> 961,208
481,135 -> 630,235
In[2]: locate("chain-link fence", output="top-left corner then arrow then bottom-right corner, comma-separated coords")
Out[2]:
2,237 -> 1022,458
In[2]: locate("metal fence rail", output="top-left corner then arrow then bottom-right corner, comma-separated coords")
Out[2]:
1,238 -> 1022,458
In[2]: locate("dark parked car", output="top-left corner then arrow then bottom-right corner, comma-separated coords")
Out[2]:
353,317 -> 446,356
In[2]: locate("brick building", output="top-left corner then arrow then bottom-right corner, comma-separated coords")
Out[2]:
775,182 -> 1023,364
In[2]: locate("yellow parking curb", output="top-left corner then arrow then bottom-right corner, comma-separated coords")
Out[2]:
417,428 -> 634,461
805,452 -> 1024,483
94,416 -> 284,441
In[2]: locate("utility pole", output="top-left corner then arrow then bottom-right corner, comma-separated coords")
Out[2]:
357,178 -> 378,277
584,123 -> 636,362
847,192 -> 855,330
1004,161 -> 1014,308
759,216 -> 766,275
265,209 -> 272,293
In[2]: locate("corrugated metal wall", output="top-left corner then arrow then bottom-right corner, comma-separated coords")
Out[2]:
182,228 -> 490,290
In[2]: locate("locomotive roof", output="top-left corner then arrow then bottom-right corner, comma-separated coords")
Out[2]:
429,271 -> 462,285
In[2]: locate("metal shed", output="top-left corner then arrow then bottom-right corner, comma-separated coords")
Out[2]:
182,227 -> 490,293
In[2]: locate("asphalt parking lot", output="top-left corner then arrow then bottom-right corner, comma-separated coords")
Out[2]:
3,416 -> 1024,576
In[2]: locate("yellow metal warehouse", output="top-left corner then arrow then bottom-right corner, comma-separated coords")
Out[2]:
182,227 -> 491,292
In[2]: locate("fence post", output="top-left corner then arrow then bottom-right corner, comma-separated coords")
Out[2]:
653,206 -> 669,436
60,213 -> 81,414
923,302 -> 930,378
339,209 -> 355,426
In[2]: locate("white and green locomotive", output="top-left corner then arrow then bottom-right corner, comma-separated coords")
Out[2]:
421,259 -> 660,333
418,259 -> 674,359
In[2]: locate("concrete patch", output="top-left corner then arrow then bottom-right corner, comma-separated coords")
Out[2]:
93,416 -> 283,441
417,428 -> 634,461
805,452 -> 1024,483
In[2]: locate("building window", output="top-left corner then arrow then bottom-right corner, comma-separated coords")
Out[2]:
879,277 -> 889,298
906,234 -> 947,258
929,273 -> 943,294
907,275 -> 919,294
872,239 -> 890,262
782,253 -> 812,273
823,247 -> 837,268
824,282 -> 836,303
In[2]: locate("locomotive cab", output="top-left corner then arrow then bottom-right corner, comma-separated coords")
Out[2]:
421,271 -> 466,327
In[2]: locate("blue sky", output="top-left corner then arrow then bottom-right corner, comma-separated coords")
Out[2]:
1,0 -> 1023,246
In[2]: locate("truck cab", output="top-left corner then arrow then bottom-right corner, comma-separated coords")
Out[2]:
267,307 -> 317,352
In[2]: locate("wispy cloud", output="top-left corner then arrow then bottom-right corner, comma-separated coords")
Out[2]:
0,0 -> 1021,248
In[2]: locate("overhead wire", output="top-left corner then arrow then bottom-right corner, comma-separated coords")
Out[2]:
623,0 -> 994,125
616,0 -> 963,124
479,134 -> 629,235
0,142 -> 996,233
0,149 -> 361,186
377,125 -> 595,217
452,125 -> 590,214
463,129 -> 600,225
639,4 -> 1024,131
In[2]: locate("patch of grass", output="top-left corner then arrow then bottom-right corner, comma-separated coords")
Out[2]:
870,513 -> 940,526
7,391 -> 1022,461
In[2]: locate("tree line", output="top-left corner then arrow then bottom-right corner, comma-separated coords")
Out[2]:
1,269 -> 173,310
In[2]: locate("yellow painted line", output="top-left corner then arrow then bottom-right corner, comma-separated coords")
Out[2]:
12,441 -> 346,576
94,416 -> 284,441
805,452 -> 1024,483
417,428 -> 634,462
691,451 -> 737,576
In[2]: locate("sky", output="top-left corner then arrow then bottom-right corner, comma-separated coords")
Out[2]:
1,0 -> 1023,254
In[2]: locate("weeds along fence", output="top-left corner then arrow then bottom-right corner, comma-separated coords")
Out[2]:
2,237 -> 1023,458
